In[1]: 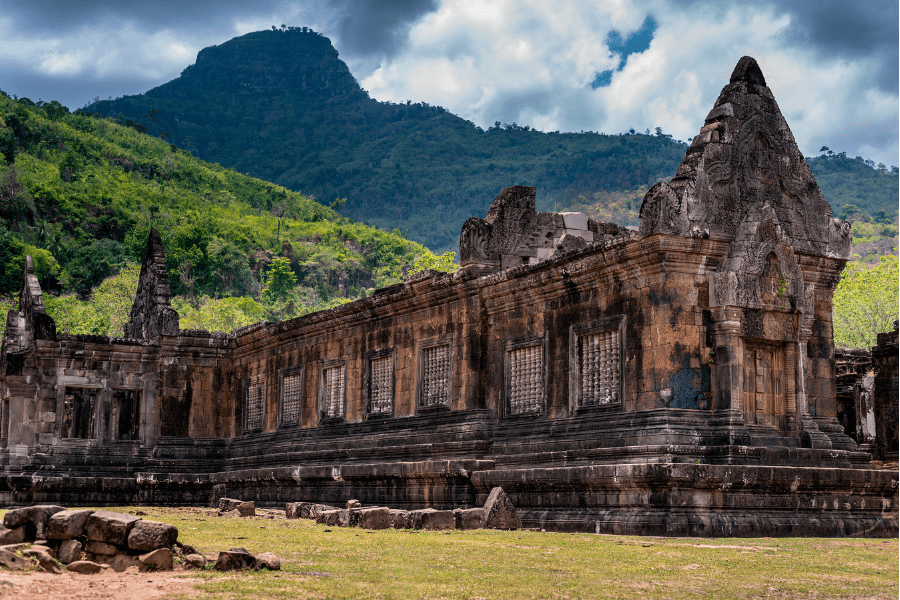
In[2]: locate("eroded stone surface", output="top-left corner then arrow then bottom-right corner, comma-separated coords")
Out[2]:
3,505 -> 66,539
214,550 -> 257,571
58,539 -> 83,564
139,548 -> 173,571
483,487 -> 521,530
0,525 -> 27,544
47,509 -> 95,540
67,560 -> 104,574
0,548 -> 30,570
128,520 -> 178,552
255,552 -> 281,570
86,511 -> 141,546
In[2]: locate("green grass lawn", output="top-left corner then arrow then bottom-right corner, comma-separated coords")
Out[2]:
3,506 -> 897,599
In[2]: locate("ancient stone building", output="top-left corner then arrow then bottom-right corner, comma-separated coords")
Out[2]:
0,57 -> 896,536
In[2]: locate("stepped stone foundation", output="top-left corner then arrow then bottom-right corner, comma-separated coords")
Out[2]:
0,57 -> 896,537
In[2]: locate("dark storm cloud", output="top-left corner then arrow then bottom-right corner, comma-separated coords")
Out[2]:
777,0 -> 898,92
327,0 -> 440,56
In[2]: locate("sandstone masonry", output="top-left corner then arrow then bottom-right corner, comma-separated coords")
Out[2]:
0,57 -> 896,537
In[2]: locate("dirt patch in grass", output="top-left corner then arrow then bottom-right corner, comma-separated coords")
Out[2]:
0,567 -> 203,600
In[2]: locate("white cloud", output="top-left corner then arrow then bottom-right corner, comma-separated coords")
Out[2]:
360,0 -> 898,167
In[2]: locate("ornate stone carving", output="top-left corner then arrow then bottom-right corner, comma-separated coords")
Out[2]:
639,56 -> 851,261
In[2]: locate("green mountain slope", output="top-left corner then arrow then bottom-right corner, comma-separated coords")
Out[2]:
85,28 -> 688,251
85,28 -> 897,255
0,91 -> 444,334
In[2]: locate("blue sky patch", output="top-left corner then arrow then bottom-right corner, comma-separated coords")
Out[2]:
592,15 -> 657,89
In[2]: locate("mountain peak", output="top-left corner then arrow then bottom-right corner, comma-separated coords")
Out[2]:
154,28 -> 366,101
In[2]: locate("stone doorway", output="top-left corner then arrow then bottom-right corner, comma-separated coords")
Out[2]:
742,340 -> 786,429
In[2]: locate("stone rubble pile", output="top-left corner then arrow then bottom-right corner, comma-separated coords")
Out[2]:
286,486 -> 522,531
0,505 -> 280,574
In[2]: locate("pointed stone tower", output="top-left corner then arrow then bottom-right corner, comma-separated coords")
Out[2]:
639,57 -> 854,450
640,56 -> 851,259
123,229 -> 179,340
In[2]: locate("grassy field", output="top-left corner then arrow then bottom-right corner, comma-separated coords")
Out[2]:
2,506 -> 897,599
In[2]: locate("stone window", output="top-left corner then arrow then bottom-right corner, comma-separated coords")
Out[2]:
112,389 -> 141,441
321,363 -> 346,420
570,316 -> 625,410
418,341 -> 452,409
279,366 -> 304,426
507,341 -> 545,415
245,375 -> 265,432
367,352 -> 394,416
62,387 -> 98,439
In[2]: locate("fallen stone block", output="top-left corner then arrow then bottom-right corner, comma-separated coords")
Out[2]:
102,553 -> 142,573
184,553 -> 206,569
483,487 -> 522,530
46,509 -> 95,540
3,505 -> 66,539
346,499 -> 361,509
419,509 -> 455,531
128,520 -> 178,552
86,510 -> 141,546
218,498 -> 243,512
0,524 -> 27,544
58,539 -> 83,564
309,504 -> 339,519
256,552 -> 281,570
0,548 -> 30,570
285,502 -> 302,519
33,552 -> 64,574
455,507 -> 486,530
66,560 -> 104,574
139,548 -> 173,571
316,509 -> 343,525
180,543 -> 200,556
85,540 -> 118,556
389,509 -> 409,529
214,550 -> 257,571
23,547 -> 54,560
237,502 -> 256,517
357,507 -> 390,530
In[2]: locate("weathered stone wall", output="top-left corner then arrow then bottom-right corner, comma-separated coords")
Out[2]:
873,324 -> 899,461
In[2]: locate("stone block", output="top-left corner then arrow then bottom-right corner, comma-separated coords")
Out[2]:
455,507 -> 486,530
285,502 -> 303,519
389,509 -> 409,529
128,520 -> 178,551
58,539 -> 83,564
3,505 -> 66,539
67,560 -> 104,574
237,501 -> 256,517
102,553 -> 142,572
408,509 -> 454,531
47,509 -> 95,539
256,552 -> 281,570
346,499 -> 361,509
0,548 -> 30,570
560,212 -> 589,230
86,510 -> 141,545
483,487 -> 521,530
85,540 -> 118,556
0,524 -> 27,544
357,507 -> 390,530
184,553 -> 206,568
214,550 -> 257,571
139,548 -> 173,571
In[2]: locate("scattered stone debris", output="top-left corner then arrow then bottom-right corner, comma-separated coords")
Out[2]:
0,505 -> 281,576
217,498 -> 256,517
286,486 -> 520,532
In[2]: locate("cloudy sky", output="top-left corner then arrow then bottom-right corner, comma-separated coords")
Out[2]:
1,0 -> 897,167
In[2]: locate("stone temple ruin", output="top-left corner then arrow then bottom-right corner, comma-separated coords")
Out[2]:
0,57 -> 896,536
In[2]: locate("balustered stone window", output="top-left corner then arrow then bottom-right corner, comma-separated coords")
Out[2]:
570,316 -> 625,411
417,339 -> 452,409
279,366 -> 304,426
507,341 -> 545,415
244,375 -> 265,431
367,350 -> 394,416
320,361 -> 346,421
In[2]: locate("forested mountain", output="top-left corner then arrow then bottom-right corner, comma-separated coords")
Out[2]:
87,27 -> 897,255
0,91 -> 445,336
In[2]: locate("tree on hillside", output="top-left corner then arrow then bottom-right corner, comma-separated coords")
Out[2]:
262,257 -> 297,320
833,255 -> 899,349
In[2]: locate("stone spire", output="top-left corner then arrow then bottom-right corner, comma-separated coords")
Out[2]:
639,56 -> 851,260
123,228 -> 179,340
